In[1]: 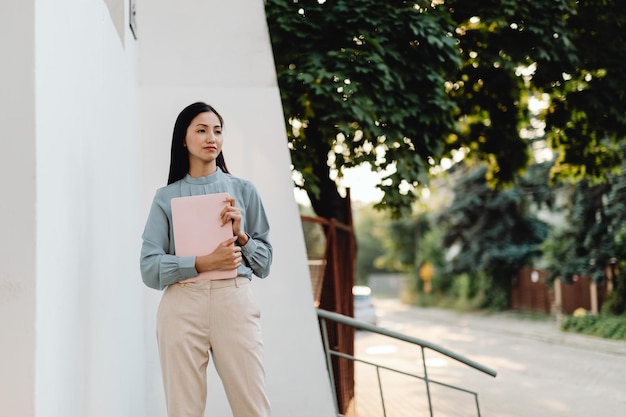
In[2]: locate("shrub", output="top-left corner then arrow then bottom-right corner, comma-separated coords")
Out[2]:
561,314 -> 626,340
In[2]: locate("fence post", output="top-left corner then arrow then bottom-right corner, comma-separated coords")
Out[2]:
590,281 -> 598,315
553,278 -> 563,322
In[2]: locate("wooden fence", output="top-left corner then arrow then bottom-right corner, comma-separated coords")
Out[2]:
511,267 -> 608,315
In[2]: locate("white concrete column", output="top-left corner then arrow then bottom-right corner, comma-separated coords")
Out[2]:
0,2 -> 36,415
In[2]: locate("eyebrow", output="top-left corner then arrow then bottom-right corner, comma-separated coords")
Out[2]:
195,123 -> 221,128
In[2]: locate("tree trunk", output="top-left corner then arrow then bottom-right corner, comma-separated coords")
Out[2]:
304,120 -> 351,224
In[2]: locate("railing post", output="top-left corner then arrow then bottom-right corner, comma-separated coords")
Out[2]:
475,393 -> 482,417
421,346 -> 434,417
320,318 -> 340,415
375,366 -> 387,417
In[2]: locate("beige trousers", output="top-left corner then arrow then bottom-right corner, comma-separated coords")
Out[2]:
157,277 -> 271,417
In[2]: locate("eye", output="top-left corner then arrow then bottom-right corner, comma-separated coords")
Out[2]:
197,129 -> 206,133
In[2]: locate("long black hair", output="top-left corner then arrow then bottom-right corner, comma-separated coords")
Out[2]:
167,102 -> 230,185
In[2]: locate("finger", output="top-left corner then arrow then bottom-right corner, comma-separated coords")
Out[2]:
221,211 -> 234,226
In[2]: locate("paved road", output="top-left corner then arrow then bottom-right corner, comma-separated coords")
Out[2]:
353,298 -> 626,417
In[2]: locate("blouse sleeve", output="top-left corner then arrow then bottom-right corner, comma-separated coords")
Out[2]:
239,183 -> 273,278
140,193 -> 198,290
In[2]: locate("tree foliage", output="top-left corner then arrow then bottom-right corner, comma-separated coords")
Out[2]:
266,0 -> 461,220
376,215 -> 421,272
266,0 -> 626,220
436,163 -> 550,308
353,205 -> 394,283
444,0 -> 577,184
543,152 -> 626,314
541,0 -> 626,181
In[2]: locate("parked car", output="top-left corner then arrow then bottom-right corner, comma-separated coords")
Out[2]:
353,285 -> 377,325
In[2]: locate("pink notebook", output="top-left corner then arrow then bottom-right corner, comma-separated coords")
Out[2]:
171,193 -> 237,281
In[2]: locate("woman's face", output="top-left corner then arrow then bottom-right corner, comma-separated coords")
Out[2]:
185,111 -> 223,169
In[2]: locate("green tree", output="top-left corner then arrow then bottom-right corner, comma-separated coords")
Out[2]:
266,0 -> 461,221
542,181 -> 611,283
436,163 -> 550,309
540,0 -> 626,181
376,213 -> 450,296
267,1 -> 626,311
266,0 -> 626,218
603,164 -> 626,315
353,204 -> 392,283
543,153 -> 626,314
445,0 -> 578,184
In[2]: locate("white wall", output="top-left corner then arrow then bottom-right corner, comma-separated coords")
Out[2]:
138,1 -> 336,416
34,1 -> 144,417
0,1 -> 36,416
1,1 -> 334,416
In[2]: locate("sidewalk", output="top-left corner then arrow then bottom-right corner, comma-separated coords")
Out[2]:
403,302 -> 626,356
371,298 -> 626,355
351,299 -> 626,417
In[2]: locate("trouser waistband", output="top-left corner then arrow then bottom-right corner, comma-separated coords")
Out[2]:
177,276 -> 250,289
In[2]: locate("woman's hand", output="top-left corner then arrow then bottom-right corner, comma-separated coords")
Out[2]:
221,196 -> 249,245
195,237 -> 241,272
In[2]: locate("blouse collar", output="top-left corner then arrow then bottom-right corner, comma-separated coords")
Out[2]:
182,167 -> 225,185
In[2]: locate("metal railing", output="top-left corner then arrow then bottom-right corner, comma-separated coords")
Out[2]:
317,309 -> 497,417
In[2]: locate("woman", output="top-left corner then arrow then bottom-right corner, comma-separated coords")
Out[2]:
140,102 -> 272,417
